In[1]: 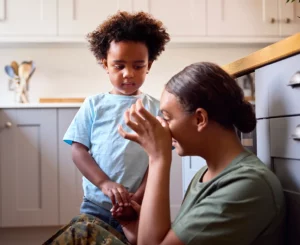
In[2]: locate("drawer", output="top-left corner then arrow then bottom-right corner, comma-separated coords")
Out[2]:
255,53 -> 300,118
270,116 -> 300,159
273,158 -> 300,193
284,191 -> 300,245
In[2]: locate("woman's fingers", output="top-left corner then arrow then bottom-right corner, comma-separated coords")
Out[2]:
119,100 -> 158,139
130,200 -> 141,214
129,104 -> 147,128
135,99 -> 157,125
124,109 -> 142,134
156,116 -> 168,128
118,125 -> 139,143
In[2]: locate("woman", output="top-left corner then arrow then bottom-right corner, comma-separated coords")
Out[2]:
44,62 -> 285,245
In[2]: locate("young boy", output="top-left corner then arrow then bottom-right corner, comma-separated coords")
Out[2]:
63,11 -> 170,233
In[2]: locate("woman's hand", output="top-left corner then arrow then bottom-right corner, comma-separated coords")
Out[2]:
118,99 -> 172,163
113,200 -> 141,245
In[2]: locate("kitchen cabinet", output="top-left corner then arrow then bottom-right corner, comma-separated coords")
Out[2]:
279,0 -> 300,37
58,0 -> 139,36
207,0 -> 300,37
58,0 -> 206,40
255,54 -> 300,245
0,106 -> 183,226
1,0 -> 298,43
58,108 -> 83,225
141,0 -> 206,39
0,109 -> 58,227
0,0 -> 57,36
0,107 -> 82,227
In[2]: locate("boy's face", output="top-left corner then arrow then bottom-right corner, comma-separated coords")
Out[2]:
102,41 -> 152,96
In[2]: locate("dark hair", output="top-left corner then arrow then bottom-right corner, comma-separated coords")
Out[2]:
87,11 -> 170,63
165,62 -> 256,133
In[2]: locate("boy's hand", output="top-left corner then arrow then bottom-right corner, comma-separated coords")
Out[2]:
100,180 -> 130,207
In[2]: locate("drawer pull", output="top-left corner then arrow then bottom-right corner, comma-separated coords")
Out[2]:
292,125 -> 300,141
5,122 -> 12,128
288,71 -> 300,88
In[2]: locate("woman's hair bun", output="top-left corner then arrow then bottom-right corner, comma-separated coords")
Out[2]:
233,101 -> 256,133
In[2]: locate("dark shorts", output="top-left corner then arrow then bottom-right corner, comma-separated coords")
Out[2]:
80,197 -> 124,234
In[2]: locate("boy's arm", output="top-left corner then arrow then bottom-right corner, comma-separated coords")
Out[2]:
131,168 -> 148,204
72,142 -> 130,206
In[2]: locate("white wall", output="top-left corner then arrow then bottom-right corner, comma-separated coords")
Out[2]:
0,43 -> 265,244
0,43 -> 265,104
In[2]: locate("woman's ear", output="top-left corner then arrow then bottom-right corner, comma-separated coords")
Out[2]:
195,108 -> 208,132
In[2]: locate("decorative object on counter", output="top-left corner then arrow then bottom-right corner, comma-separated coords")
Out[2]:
4,61 -> 36,103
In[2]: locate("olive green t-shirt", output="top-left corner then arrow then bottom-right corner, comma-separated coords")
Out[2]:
172,151 -> 285,245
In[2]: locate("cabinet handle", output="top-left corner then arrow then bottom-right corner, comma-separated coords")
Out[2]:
287,71 -> 300,88
292,125 -> 300,141
270,18 -> 276,24
5,122 -> 12,128
285,18 -> 291,24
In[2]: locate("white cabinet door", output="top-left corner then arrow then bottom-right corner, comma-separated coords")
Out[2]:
58,0 -> 137,36
207,0 -> 278,37
182,156 -> 206,196
141,0 -> 206,38
279,1 -> 300,37
58,108 -> 83,225
0,0 -> 57,36
0,109 -> 58,227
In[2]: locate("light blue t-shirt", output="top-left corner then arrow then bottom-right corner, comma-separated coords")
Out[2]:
63,92 -> 161,210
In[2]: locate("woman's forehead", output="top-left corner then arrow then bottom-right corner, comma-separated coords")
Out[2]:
160,90 -> 181,113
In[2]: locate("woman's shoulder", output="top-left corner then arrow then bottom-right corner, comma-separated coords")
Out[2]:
218,152 -> 284,206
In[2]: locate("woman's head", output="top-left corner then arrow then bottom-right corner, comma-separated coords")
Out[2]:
87,11 -> 170,95
160,62 -> 256,155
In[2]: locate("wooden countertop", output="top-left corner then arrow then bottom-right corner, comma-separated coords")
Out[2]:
222,33 -> 300,77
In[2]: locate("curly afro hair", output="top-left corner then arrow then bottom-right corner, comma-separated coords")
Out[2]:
87,11 -> 170,64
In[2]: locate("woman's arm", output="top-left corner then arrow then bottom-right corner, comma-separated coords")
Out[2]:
72,142 -> 130,207
139,157 -> 171,244
118,100 -> 184,245
131,168 -> 148,204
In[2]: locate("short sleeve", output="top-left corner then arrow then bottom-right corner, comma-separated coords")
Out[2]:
63,97 -> 95,148
172,172 -> 277,245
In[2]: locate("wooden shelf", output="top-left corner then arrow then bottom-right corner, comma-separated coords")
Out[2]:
39,98 -> 85,103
